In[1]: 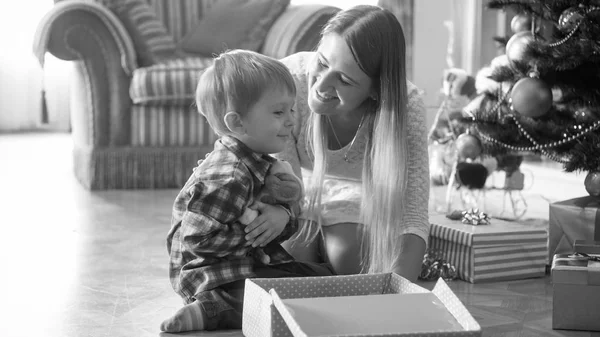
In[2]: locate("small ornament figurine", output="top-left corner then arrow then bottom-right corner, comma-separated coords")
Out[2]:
584,171 -> 600,197
504,169 -> 525,191
455,132 -> 482,160
510,71 -> 553,118
558,7 -> 585,32
506,31 -> 535,68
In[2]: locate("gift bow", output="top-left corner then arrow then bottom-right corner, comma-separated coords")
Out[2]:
461,208 -> 490,225
570,252 -> 600,262
419,250 -> 458,281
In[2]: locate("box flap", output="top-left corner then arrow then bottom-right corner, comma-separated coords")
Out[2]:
552,254 -> 600,285
432,278 -> 481,332
250,273 -> 390,299
271,290 -> 466,336
429,213 -> 547,247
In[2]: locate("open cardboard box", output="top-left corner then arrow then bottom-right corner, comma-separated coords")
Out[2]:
242,273 -> 481,337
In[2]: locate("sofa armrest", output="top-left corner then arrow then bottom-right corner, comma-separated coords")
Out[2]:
32,1 -> 137,147
261,4 -> 340,60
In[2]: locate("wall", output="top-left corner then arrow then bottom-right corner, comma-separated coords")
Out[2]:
413,0 -> 504,130
413,0 -> 453,130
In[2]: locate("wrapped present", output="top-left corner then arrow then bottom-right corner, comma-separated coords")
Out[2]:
429,213 -> 547,283
242,273 -> 481,337
552,254 -> 600,331
549,196 -> 600,263
574,240 -> 600,255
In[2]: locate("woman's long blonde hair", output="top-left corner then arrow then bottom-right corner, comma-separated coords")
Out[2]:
301,5 -> 409,274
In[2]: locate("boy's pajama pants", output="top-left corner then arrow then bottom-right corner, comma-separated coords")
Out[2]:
194,261 -> 335,330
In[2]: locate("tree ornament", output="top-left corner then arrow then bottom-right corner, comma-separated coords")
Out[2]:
455,132 -> 482,159
511,13 -> 540,33
584,171 -> 600,197
510,73 -> 553,118
552,87 -> 563,103
558,7 -> 585,32
574,109 -> 593,123
506,31 -> 535,68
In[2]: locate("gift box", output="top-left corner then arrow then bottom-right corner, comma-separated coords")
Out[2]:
428,213 -> 547,283
552,254 -> 600,331
573,240 -> 600,255
549,196 -> 600,263
242,272 -> 481,337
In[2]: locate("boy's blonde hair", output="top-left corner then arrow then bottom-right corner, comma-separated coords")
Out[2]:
196,49 -> 297,136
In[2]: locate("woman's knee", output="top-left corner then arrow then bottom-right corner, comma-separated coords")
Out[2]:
281,236 -> 321,263
322,223 -> 364,275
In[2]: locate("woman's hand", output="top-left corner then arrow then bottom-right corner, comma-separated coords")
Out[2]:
244,201 -> 289,248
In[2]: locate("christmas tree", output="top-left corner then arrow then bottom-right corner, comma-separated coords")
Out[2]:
458,0 -> 600,196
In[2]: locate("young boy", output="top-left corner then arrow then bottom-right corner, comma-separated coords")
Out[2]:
160,50 -> 334,332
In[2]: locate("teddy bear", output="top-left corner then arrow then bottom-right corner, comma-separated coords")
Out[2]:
239,159 -> 303,264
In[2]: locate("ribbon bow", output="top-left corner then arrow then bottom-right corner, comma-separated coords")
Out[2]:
461,208 -> 490,226
570,252 -> 600,262
419,250 -> 458,281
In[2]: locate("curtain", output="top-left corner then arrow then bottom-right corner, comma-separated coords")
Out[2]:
0,0 -> 71,132
450,0 -> 504,75
377,0 -> 413,80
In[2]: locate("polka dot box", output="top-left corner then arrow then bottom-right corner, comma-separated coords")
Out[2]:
242,272 -> 481,336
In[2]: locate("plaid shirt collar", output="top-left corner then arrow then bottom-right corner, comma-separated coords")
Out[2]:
218,135 -> 275,185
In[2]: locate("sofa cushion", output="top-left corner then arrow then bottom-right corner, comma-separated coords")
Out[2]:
130,57 -> 214,106
260,4 -> 340,59
100,0 -> 177,66
178,0 -> 290,56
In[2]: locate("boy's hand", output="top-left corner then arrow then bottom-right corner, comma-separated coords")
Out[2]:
244,201 -> 289,247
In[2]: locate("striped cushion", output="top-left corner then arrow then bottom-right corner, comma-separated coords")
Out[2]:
178,0 -> 290,56
148,0 -> 216,42
130,57 -> 214,105
131,105 -> 218,146
100,0 -> 177,66
261,4 -> 340,59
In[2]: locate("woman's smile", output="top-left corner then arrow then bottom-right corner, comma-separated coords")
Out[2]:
315,90 -> 338,103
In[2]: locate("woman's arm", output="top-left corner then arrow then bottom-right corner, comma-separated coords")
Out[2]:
394,83 -> 431,281
393,234 -> 426,282
275,51 -> 315,180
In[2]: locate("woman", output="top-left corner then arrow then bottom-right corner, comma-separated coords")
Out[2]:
245,5 -> 430,281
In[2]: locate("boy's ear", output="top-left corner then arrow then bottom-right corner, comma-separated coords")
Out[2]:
224,111 -> 244,134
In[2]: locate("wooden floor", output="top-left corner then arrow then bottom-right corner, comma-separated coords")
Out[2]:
1,132 -> 597,337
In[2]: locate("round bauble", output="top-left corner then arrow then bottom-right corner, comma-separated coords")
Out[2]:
584,171 -> 600,197
511,13 -> 540,33
558,7 -> 584,32
510,77 -> 553,118
506,31 -> 535,68
455,133 -> 482,160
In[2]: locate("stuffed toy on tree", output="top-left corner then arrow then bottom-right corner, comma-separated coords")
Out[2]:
458,0 -> 600,197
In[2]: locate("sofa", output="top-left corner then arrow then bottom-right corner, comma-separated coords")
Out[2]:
33,0 -> 340,190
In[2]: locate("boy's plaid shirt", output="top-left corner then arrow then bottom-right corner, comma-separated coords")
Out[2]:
166,136 -> 298,302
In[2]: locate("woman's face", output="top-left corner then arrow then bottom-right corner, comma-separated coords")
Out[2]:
308,34 -> 374,117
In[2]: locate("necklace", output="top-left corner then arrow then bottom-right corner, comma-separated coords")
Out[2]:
326,114 -> 366,162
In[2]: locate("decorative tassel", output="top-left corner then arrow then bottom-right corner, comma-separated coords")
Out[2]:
41,88 -> 49,124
